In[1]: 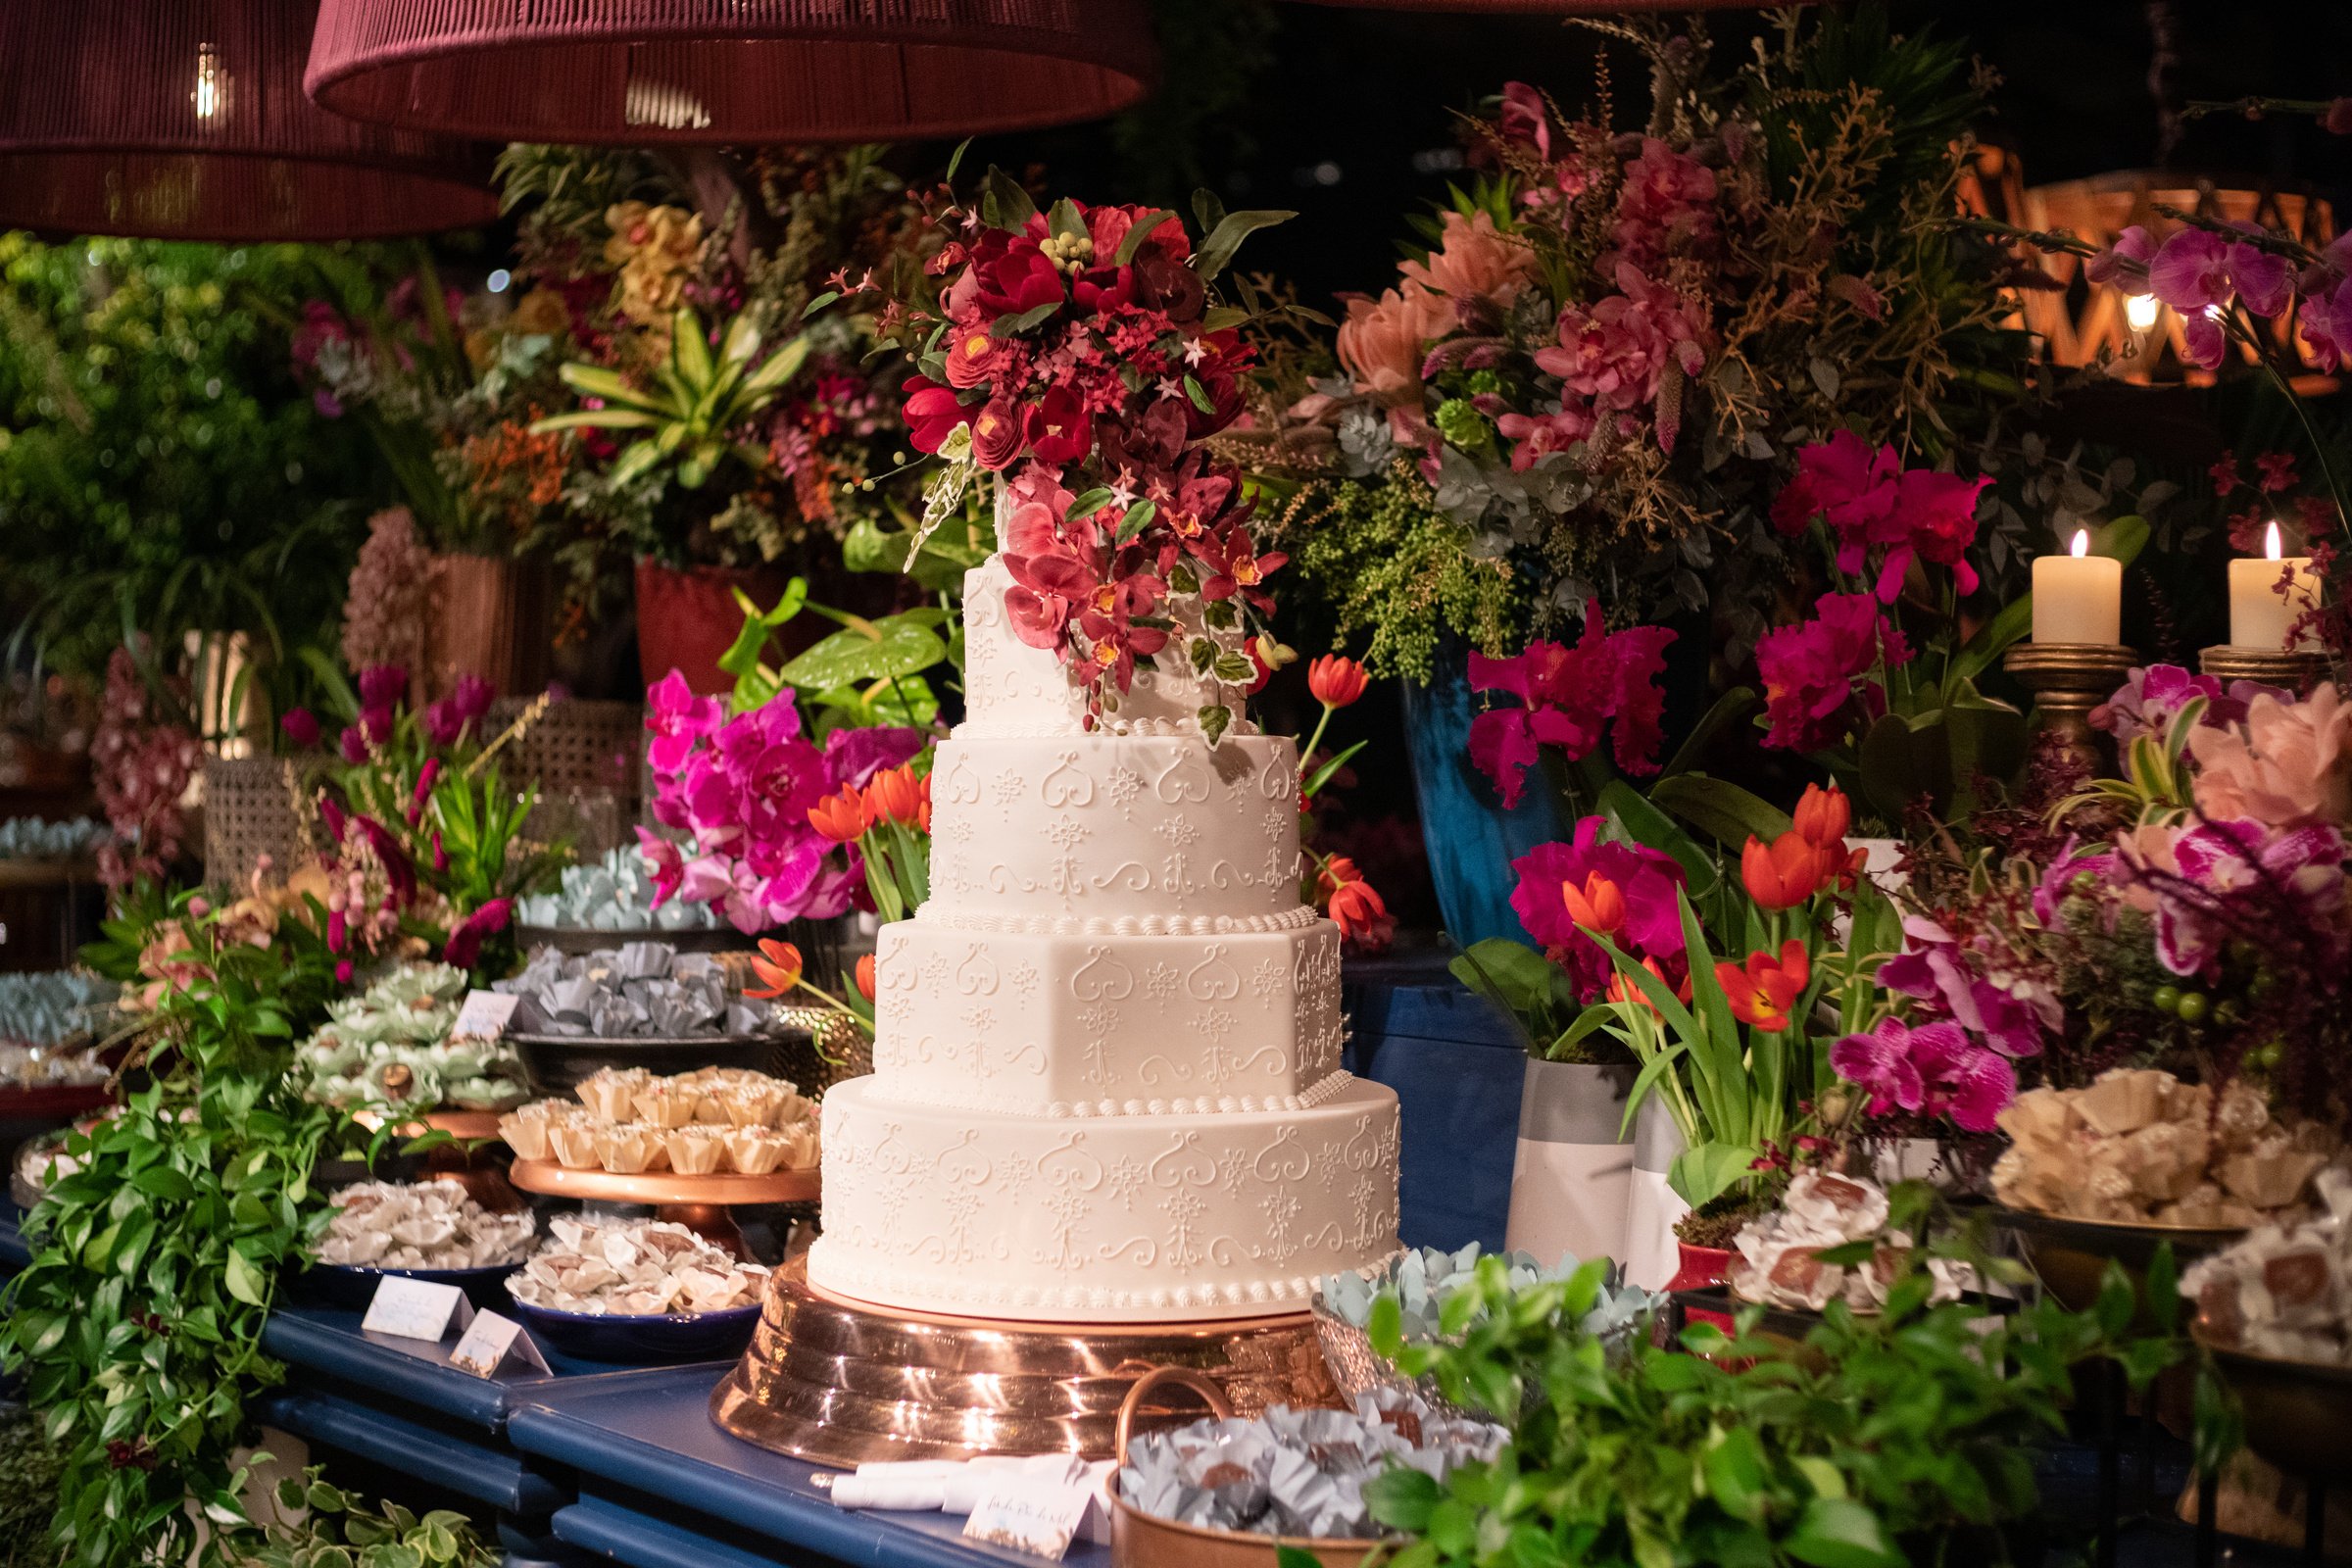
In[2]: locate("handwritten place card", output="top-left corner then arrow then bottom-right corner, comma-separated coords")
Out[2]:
448,1309 -> 550,1378
451,989 -> 521,1042
963,1460 -> 1093,1561
361,1276 -> 473,1342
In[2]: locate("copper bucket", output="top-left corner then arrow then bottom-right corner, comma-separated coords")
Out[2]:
1108,1366 -> 1383,1568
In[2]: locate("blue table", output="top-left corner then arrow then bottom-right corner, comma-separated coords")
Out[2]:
511,1368 -> 1109,1568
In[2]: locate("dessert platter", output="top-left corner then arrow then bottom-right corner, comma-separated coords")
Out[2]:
712,543 -> 1403,1464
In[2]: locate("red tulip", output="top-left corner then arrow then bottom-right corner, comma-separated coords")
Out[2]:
1328,877 -> 1395,953
862,764 -> 923,828
1791,782 -> 1851,852
746,939 -> 803,1001
1308,654 -> 1370,710
1717,939 -> 1810,1031
1741,831 -> 1830,912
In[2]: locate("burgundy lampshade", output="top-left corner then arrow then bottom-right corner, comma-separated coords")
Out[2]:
305,0 -> 1160,145
0,1 -> 498,241
1285,1 -> 1756,10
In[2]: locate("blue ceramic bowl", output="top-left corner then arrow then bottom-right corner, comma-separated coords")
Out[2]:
507,1296 -> 762,1364
295,1260 -> 524,1313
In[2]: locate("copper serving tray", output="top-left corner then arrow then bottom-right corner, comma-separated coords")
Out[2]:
506,1156 -> 818,1206
710,1257 -> 1339,1465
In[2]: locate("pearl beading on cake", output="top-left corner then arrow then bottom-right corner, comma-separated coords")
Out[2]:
914,906 -> 1325,936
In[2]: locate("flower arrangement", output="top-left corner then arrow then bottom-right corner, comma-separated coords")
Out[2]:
1267,8 -> 2019,668
287,666 -> 564,978
635,669 -> 922,934
1836,666 -> 2352,1205
89,647 -> 200,891
868,172 -> 1293,738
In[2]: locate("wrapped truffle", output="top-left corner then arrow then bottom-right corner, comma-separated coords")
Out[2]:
318,1179 -> 535,1270
1728,1171 -> 1966,1314
592,1123 -> 669,1174
547,1118 -> 604,1170
2181,1177 -> 2352,1364
507,1214 -> 769,1316
575,1067 -> 649,1122
663,1124 -> 728,1176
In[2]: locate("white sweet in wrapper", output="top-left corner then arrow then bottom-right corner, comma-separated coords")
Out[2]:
506,1214 -> 769,1316
2181,1184 -> 2352,1365
1728,1171 -> 1966,1314
318,1179 -> 536,1271
1117,1390 -> 1508,1539
1993,1068 -> 2340,1227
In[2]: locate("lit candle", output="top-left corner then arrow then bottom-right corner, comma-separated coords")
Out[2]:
2032,528 -> 2122,644
2229,520 -> 2322,651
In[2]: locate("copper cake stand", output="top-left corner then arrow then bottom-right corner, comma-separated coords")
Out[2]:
710,1256 -> 1340,1466
507,1158 -> 818,1255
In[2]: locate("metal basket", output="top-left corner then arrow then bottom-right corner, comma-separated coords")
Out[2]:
201,754 -> 314,888
1308,1301 -> 1466,1419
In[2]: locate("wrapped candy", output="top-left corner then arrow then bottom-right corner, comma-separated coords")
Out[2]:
724,1126 -> 792,1175
318,1180 -> 535,1270
498,1064 -> 819,1174
496,1102 -> 559,1162
296,962 -> 527,1112
1994,1068 -> 2341,1227
2182,1171 -> 2352,1363
514,847 -> 722,933
631,1084 -> 700,1130
494,943 -> 770,1040
575,1067 -> 649,1122
1118,1391 -> 1507,1540
1728,1171 -> 1966,1314
546,1119 -> 604,1169
593,1123 -> 669,1174
663,1125 -> 727,1176
507,1214 -> 769,1316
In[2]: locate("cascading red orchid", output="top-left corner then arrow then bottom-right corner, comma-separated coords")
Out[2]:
1769,430 -> 1990,602
1465,606 -> 1676,809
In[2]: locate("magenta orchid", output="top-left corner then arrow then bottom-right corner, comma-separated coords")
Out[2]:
2121,816 -> 2349,976
1877,918 -> 2053,1060
1507,816 -> 1689,1000
639,675 -> 920,933
1466,606 -> 1676,808
1769,430 -> 1989,602
1830,1015 -> 2017,1134
1753,591 -> 1911,753
2087,663 -> 2283,748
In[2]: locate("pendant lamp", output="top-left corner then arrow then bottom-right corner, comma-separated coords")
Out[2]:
1282,2 -> 1757,11
305,1 -> 1159,146
0,1 -> 497,241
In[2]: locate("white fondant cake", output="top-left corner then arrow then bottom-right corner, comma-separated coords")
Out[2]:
807,554 -> 1403,1323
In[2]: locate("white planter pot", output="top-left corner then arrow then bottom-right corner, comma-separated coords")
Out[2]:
1503,1058 -> 1636,1270
1621,1094 -> 1690,1291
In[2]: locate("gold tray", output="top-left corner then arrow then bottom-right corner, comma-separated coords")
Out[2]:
710,1257 -> 1339,1466
506,1156 -> 817,1206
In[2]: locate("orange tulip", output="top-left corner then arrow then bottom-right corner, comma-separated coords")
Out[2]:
1791,782 -> 1851,851
1716,939 -> 1810,1031
1307,654 -> 1370,710
1559,871 -> 1626,936
915,770 -> 933,834
862,763 -> 922,827
1741,831 -> 1829,912
1316,855 -> 1365,899
1327,874 -> 1395,952
746,938 -> 803,1000
855,953 -> 877,1002
1607,956 -> 1691,1016
808,784 -> 869,844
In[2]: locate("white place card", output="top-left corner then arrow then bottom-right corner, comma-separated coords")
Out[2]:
448,1309 -> 550,1378
451,989 -> 520,1042
963,1463 -> 1094,1561
361,1276 -> 473,1342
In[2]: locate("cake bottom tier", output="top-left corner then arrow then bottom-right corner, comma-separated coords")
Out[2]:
808,1074 -> 1401,1323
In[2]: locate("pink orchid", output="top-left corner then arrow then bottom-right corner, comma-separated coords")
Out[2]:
2089,663 -> 2280,748
1830,1016 -> 2015,1133
1754,592 -> 1910,752
1495,400 -> 1595,470
645,669 -> 725,775
2085,224 -> 2157,292
2299,272 -> 2352,370
2122,816 -> 2348,975
2148,228 -> 2232,314
1466,607 -> 1675,807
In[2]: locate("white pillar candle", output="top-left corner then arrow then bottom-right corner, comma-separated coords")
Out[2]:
2032,528 -> 2122,644
2229,520 -> 2323,651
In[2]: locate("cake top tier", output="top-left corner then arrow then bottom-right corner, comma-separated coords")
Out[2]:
960,556 -> 1254,741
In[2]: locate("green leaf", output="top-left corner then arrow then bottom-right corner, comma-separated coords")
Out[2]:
1648,773 -> 1792,853
1363,1467 -> 1441,1533
1701,1426 -> 1769,1522
1114,500 -> 1157,545
130,1165 -> 196,1202
991,297 -> 1064,338
1114,210 -> 1179,265
1366,1291 -> 1403,1357
1784,1496 -> 1901,1568
800,290 -> 841,320
1193,209 -> 1295,282
775,618 -> 949,688
223,1249 -> 268,1308
1065,487 -> 1116,520
1949,594 -> 2034,684
1669,1143 -> 1759,1211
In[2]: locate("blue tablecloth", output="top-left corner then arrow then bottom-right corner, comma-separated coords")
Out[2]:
1346,954 -> 1522,1254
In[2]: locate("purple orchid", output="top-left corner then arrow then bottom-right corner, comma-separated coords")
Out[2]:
1877,918 -> 2052,1059
2089,663 -> 2284,748
645,670 -> 726,776
2125,816 -> 2348,975
2032,836 -> 2120,926
1830,1015 -> 2017,1134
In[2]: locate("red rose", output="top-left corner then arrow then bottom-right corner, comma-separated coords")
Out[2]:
969,399 -> 1025,470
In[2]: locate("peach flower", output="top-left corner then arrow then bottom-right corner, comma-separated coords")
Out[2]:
2188,684 -> 2352,830
1400,210 -> 1535,308
1336,285 -> 1449,409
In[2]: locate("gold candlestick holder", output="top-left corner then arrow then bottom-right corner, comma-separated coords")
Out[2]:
2197,644 -> 2335,692
2003,643 -> 2138,774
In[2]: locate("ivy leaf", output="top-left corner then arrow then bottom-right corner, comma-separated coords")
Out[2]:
222,1249 -> 267,1309
1784,1497 -> 1901,1568
1199,705 -> 1232,746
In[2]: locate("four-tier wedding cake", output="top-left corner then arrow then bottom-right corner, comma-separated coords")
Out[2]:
807,557 -> 1403,1323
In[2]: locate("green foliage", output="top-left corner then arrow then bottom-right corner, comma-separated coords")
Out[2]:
0,235 -> 374,679
720,580 -> 958,739
238,1469 -> 500,1568
1272,466 -> 1523,683
1364,1232 -> 2186,1568
4,890 -> 375,1567
0,1408 -> 65,1568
